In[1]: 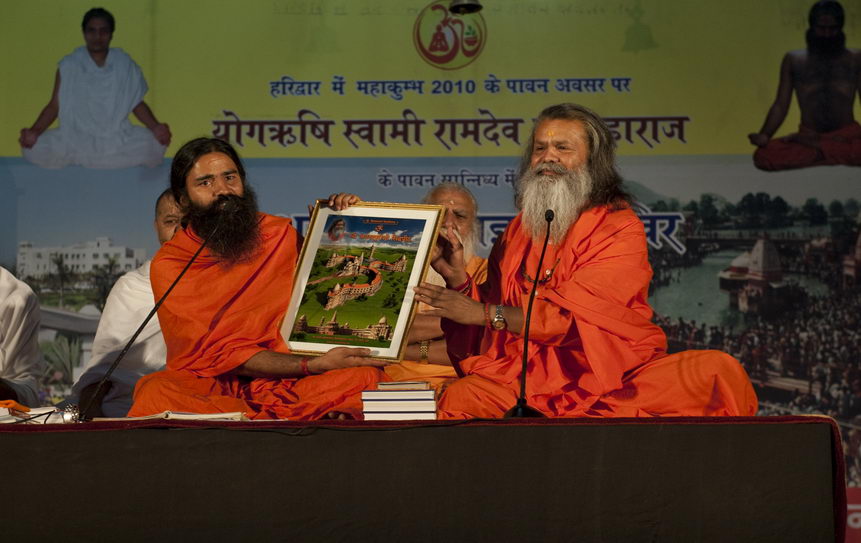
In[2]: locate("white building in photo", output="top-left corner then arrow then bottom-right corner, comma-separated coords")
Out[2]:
16,237 -> 146,280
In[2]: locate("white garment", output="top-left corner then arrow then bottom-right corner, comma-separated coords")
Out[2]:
69,261 -> 165,417
0,267 -> 44,407
22,46 -> 166,169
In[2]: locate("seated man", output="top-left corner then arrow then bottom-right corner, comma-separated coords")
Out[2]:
19,8 -> 170,169
416,103 -> 758,419
386,183 -> 488,390
748,0 -> 861,171
129,138 -> 388,420
0,266 -> 45,407
68,189 -> 182,418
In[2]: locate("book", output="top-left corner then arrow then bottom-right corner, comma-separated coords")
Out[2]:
376,381 -> 431,390
94,411 -> 249,422
362,386 -> 437,420
362,389 -> 436,401
364,412 -> 437,421
362,400 -> 437,412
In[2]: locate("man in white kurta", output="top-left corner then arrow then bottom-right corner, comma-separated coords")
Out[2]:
68,190 -> 181,417
19,8 -> 170,169
68,261 -> 166,417
0,267 -> 44,408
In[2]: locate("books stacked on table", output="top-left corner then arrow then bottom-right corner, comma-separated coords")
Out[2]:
362,381 -> 436,421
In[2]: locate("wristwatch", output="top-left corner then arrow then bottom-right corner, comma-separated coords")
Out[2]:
491,305 -> 507,330
419,340 -> 430,363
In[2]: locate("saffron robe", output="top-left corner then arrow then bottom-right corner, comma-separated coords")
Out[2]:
23,47 -> 166,169
128,214 -> 384,420
438,207 -> 758,419
754,122 -> 861,171
384,256 -> 488,390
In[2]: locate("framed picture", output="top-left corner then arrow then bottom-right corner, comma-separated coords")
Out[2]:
280,201 -> 443,360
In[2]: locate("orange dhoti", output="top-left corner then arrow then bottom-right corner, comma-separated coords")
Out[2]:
131,366 -> 384,420
438,350 -> 757,419
384,361 -> 457,393
754,122 -> 861,171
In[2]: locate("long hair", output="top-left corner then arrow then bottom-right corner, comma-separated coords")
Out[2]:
808,0 -> 844,27
169,138 -> 247,207
518,103 -> 630,210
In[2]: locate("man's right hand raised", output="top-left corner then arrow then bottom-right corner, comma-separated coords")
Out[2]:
430,215 -> 468,288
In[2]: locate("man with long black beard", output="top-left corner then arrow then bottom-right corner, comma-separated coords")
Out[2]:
748,0 -> 861,171
415,103 -> 758,419
129,138 -> 388,420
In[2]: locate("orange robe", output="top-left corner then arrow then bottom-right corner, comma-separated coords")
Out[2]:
384,256 -> 488,390
438,207 -> 758,419
128,213 -> 384,420
754,122 -> 861,171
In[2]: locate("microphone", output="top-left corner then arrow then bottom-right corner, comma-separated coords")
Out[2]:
77,205 -> 228,421
503,209 -> 554,418
217,194 -> 240,213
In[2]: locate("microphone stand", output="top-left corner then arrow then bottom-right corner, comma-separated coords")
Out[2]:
504,209 -> 554,418
77,216 -> 222,422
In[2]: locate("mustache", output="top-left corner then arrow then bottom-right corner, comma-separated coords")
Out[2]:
530,162 -> 569,176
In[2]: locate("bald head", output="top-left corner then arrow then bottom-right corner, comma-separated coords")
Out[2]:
422,182 -> 479,243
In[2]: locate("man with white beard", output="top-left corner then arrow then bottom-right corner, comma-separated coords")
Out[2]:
385,183 -> 488,389
414,103 -> 758,419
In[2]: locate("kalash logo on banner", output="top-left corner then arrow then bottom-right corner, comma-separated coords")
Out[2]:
413,1 -> 487,70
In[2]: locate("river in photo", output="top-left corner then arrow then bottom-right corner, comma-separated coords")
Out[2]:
649,248 -> 829,332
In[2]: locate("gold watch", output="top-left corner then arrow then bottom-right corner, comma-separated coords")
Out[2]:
419,340 -> 430,363
491,305 -> 507,330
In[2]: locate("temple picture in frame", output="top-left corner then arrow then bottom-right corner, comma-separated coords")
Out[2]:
280,202 -> 443,360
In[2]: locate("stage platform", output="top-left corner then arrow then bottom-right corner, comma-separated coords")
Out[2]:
0,415 -> 845,542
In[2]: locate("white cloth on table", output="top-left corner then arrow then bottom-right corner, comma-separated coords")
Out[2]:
69,261 -> 166,417
0,266 -> 44,408
23,46 -> 165,169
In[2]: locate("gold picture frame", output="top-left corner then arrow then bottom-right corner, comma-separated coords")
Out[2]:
280,201 -> 443,360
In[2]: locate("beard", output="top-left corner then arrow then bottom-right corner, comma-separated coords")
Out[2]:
516,162 -> 594,244
186,187 -> 262,264
806,29 -> 846,58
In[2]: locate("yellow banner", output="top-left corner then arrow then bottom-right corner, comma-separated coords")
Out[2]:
4,0 -> 858,158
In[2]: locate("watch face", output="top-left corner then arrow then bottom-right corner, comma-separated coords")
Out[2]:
492,305 -> 506,330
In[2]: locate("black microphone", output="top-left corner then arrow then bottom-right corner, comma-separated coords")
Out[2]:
504,209 -> 554,418
77,204 -> 228,421
217,194 -> 240,213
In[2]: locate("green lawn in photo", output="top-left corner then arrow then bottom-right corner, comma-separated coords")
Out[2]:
291,245 -> 417,346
